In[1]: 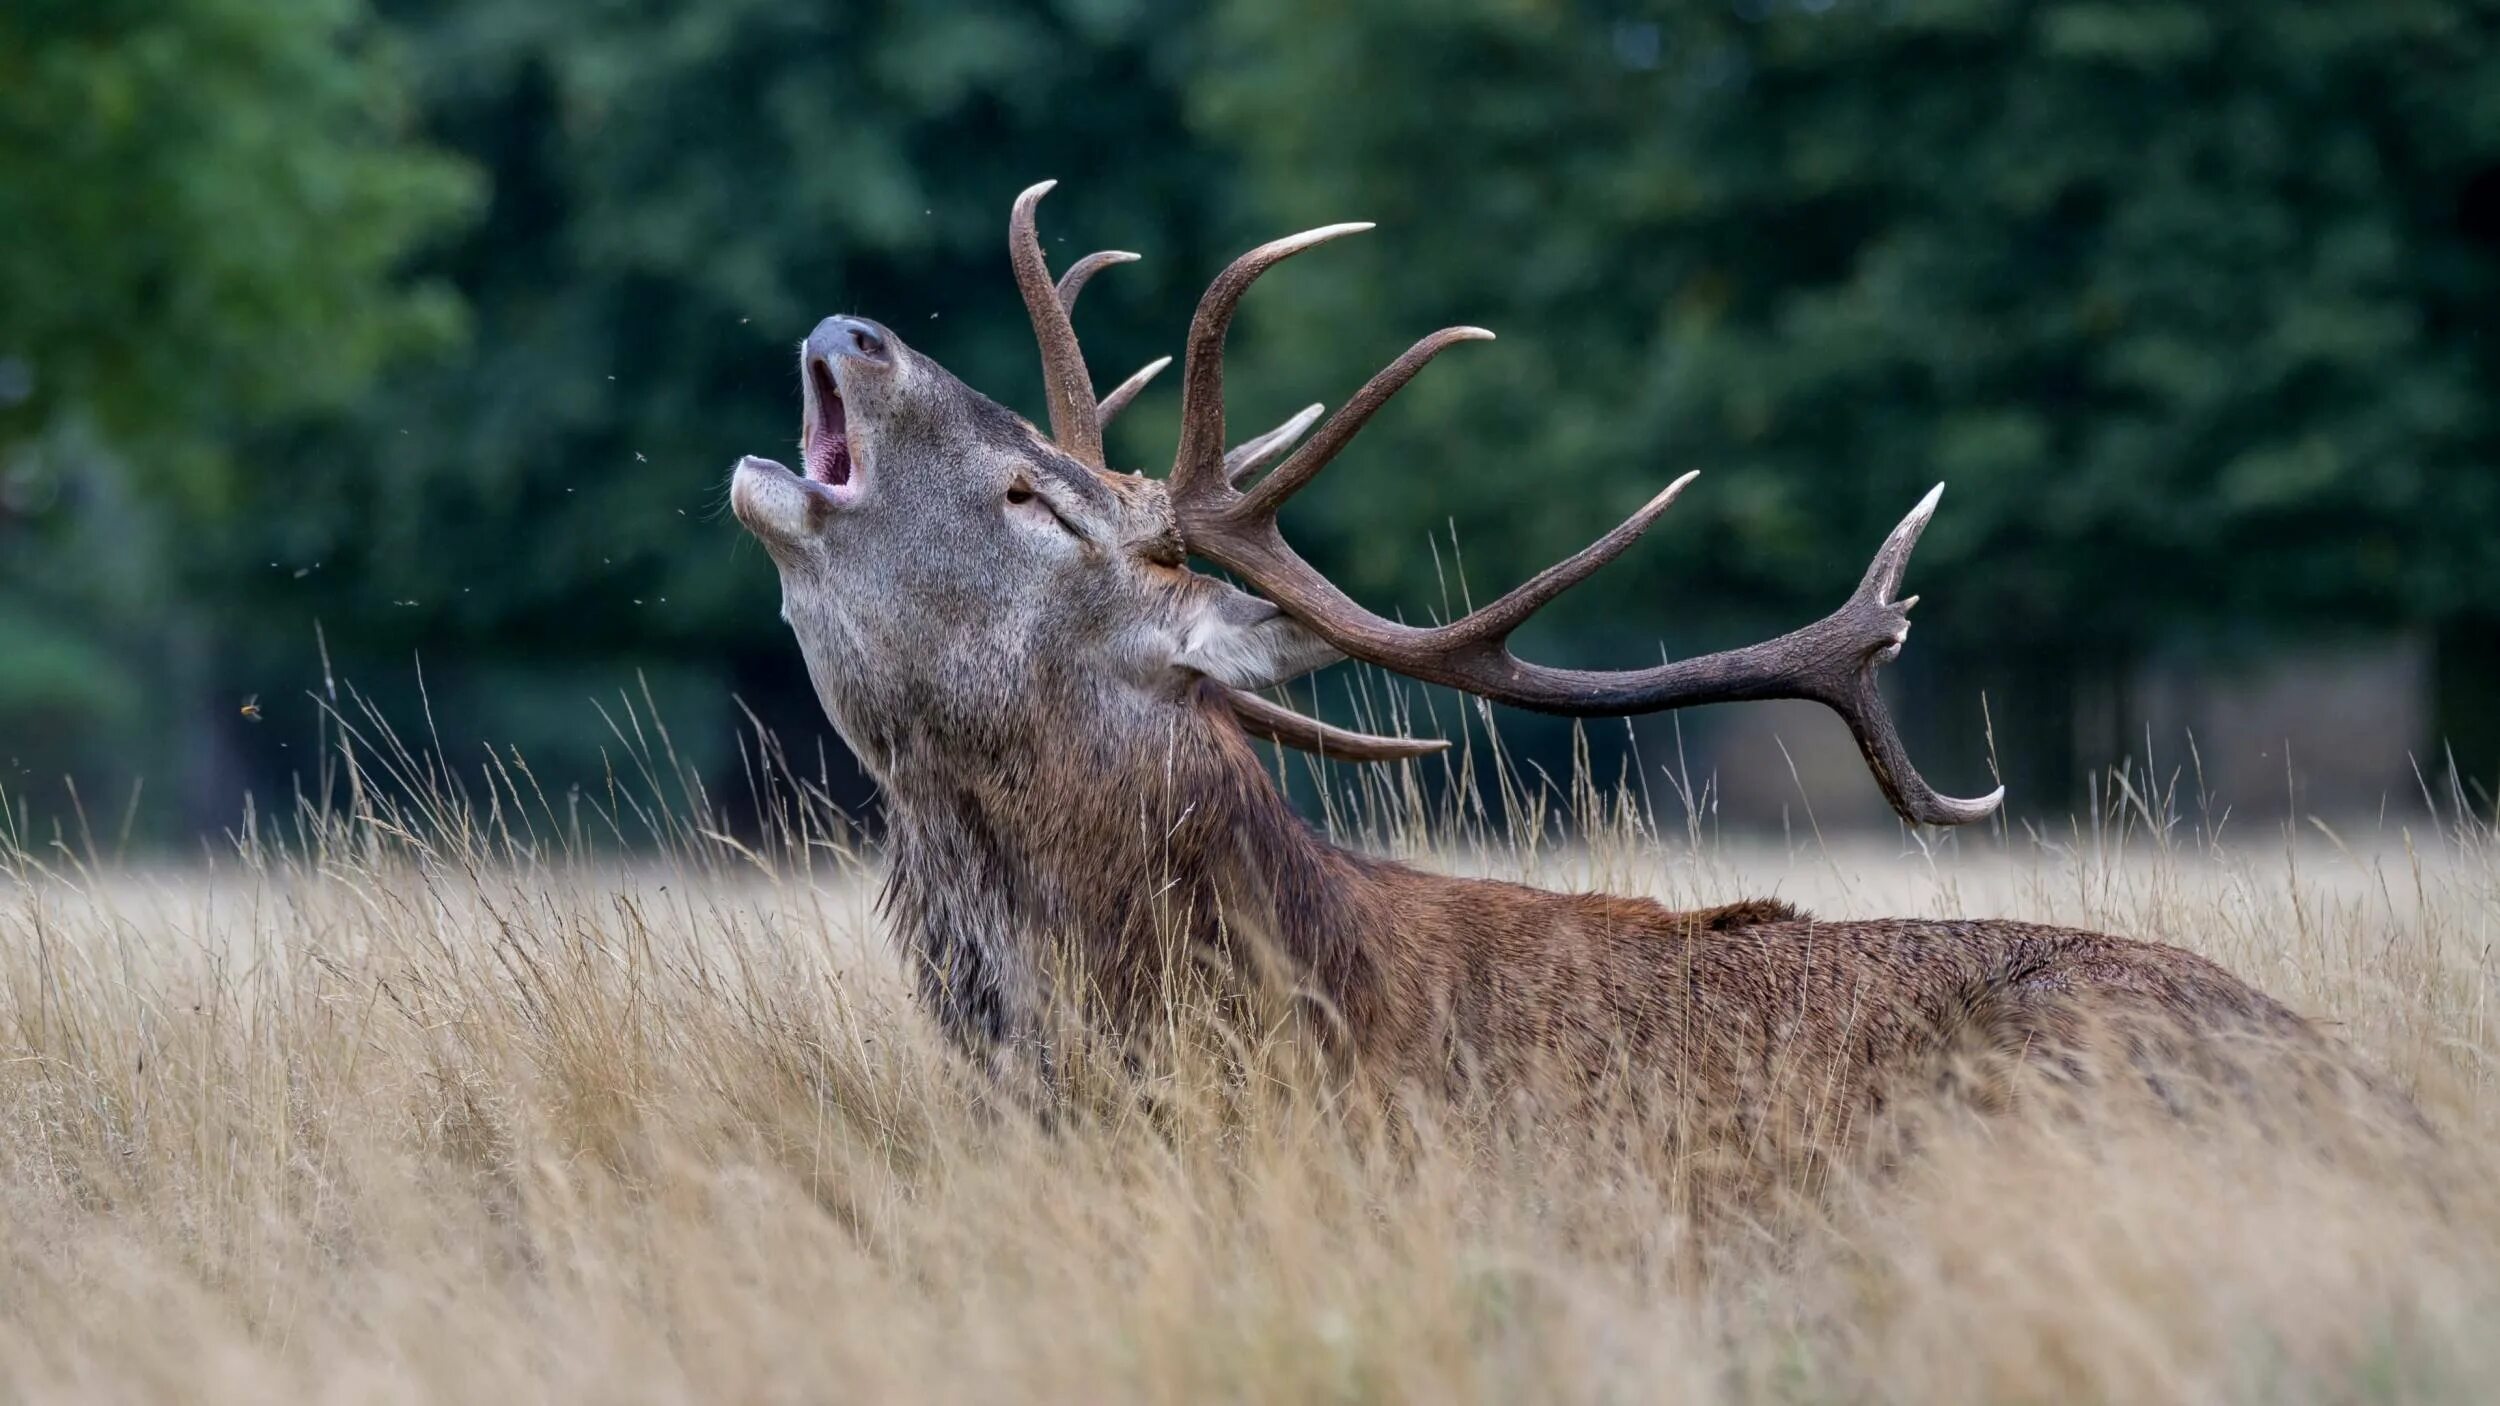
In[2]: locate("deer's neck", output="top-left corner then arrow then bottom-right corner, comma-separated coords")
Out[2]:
873,682 -> 1389,1054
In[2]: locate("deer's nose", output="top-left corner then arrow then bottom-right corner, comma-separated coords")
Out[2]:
807,315 -> 893,368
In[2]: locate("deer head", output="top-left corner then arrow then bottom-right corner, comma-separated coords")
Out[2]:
731,185 -> 1436,785
733,182 -> 2001,826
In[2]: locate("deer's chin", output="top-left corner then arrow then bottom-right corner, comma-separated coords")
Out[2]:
732,454 -> 852,546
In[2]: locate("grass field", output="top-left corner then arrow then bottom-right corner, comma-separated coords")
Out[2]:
2,716 -> 2495,1403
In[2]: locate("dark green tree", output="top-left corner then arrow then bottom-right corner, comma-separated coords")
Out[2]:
1195,0 -> 2500,802
211,0 -> 1243,800
0,0 -> 475,809
15,0 -> 2500,833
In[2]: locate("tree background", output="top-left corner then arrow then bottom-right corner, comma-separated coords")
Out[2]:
5,0 -> 2496,842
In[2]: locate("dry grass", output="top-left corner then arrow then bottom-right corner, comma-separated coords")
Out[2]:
2,711 -> 2496,1404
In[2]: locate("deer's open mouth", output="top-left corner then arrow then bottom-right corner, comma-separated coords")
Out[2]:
803,359 -> 852,488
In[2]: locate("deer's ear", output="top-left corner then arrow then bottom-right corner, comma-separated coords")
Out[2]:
1169,580 -> 1342,691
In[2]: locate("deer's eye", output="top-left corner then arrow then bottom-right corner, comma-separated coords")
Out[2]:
1006,475 -> 1087,542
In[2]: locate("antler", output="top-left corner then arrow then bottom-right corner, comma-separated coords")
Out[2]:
1226,688 -> 1445,761
1009,181 -> 1173,463
1009,183 -> 1442,766
1164,225 -> 2003,827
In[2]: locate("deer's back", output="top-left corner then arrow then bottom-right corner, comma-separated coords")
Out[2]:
1376,874 -> 2326,1117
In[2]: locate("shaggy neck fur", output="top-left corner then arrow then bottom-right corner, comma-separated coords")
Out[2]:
872,680 -> 1392,1062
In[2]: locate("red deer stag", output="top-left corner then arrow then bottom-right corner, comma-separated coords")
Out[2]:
729,182 -> 2363,1123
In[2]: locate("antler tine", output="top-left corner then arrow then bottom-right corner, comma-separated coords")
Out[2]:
1098,355 -> 1171,428
1858,481 -> 1942,609
1054,249 -> 1139,314
1237,326 -> 1494,519
1226,403 -> 1325,488
1445,471 -> 1702,647
1824,491 -> 2003,823
1225,689 -> 1449,761
1171,223 -> 1374,500
1009,180 -> 1107,467
1046,235 -> 1163,431
1813,484 -> 2001,824
1019,194 -> 1164,437
1835,676 -> 2005,824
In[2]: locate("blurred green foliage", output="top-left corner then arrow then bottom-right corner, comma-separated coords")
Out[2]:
231,0 -> 1218,657
3,0 -> 2496,834
1193,0 -> 2500,784
0,0 -> 474,803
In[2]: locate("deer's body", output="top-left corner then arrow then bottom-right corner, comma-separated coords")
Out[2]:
732,183 -> 2360,1132
874,678 -> 2314,1107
